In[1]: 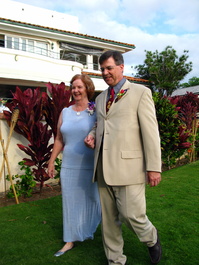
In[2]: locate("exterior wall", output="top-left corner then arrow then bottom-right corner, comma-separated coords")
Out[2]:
0,117 -> 29,192
0,47 -> 82,86
0,116 -> 59,193
91,77 -> 108,92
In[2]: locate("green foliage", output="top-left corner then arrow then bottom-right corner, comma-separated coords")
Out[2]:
4,87 -> 53,189
3,83 -> 72,190
169,92 -> 199,162
153,93 -> 191,168
170,92 -> 199,130
135,46 -> 193,96
6,161 -> 36,198
180,76 -> 199,88
1,161 -> 199,264
195,130 -> 199,158
54,157 -> 62,179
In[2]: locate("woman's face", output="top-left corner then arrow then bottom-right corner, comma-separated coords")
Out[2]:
71,78 -> 88,101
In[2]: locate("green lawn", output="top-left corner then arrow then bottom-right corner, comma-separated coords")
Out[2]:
0,161 -> 198,265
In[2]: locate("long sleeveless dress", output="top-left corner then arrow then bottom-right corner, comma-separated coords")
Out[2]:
60,106 -> 101,242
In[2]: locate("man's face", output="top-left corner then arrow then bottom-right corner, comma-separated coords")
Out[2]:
100,57 -> 124,87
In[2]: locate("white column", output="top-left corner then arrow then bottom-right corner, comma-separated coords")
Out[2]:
87,54 -> 93,70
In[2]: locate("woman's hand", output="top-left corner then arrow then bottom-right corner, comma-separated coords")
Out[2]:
48,163 -> 55,178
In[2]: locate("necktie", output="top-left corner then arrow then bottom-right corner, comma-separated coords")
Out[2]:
106,87 -> 115,113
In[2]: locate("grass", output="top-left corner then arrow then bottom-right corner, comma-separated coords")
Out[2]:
0,161 -> 198,265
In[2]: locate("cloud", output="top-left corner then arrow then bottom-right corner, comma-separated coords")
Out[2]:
163,0 -> 199,32
9,0 -> 199,81
124,32 -> 199,81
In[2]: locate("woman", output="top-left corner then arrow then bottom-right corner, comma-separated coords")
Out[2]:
48,74 -> 101,257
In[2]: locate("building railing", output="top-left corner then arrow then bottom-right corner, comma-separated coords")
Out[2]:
0,39 -> 99,70
0,39 -> 60,59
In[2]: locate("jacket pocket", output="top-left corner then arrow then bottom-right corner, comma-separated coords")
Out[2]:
121,150 -> 142,159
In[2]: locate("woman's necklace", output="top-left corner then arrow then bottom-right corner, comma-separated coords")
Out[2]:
74,102 -> 88,115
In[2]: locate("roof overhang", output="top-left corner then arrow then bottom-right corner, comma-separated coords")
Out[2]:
0,18 -> 135,53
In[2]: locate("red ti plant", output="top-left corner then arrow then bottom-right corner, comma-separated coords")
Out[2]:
4,83 -> 73,190
4,87 -> 44,141
4,87 -> 53,190
170,92 -> 199,130
169,92 -> 199,161
17,122 -> 53,190
44,82 -> 73,138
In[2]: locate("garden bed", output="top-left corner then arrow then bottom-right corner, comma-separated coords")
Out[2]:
0,183 -> 61,207
0,157 -> 195,208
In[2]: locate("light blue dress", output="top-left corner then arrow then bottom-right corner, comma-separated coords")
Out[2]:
60,106 -> 101,242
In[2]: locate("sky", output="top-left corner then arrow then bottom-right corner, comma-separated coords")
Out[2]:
9,0 -> 199,83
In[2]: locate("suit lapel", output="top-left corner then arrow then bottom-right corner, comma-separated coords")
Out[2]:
99,80 -> 131,116
107,81 -> 130,115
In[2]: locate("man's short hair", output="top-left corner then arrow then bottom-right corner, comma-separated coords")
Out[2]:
99,50 -> 124,65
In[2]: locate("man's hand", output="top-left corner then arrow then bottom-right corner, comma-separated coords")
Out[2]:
84,134 -> 95,149
147,171 -> 161,187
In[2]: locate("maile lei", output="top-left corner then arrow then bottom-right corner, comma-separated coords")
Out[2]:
115,88 -> 129,103
87,102 -> 95,116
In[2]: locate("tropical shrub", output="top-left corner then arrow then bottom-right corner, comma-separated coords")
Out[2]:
4,87 -> 52,190
6,161 -> 36,198
3,83 -> 72,190
54,157 -> 62,180
153,93 -> 191,168
44,82 -> 73,138
169,92 -> 199,162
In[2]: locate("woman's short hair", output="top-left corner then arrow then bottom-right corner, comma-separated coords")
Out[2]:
70,74 -> 95,100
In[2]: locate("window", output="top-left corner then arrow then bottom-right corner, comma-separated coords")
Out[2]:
60,50 -> 87,65
60,51 -> 87,66
6,36 -> 20,49
60,51 -> 79,61
22,38 -> 26,51
0,35 -> 5,47
27,39 -> 34,53
93,55 -> 99,70
5,36 -> 49,56
79,54 -> 86,65
13,37 -> 19,50
6,36 -> 12,49
35,41 -> 48,56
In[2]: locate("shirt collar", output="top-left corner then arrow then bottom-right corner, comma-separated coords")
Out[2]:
110,78 -> 126,95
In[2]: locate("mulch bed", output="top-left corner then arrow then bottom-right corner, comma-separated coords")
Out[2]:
0,184 -> 61,207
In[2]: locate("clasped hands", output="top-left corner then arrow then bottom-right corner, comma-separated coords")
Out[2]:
84,134 -> 95,149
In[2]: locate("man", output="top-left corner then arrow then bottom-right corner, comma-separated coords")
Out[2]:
85,50 -> 162,265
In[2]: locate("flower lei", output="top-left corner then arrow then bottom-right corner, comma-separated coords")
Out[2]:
115,89 -> 129,103
87,102 -> 95,116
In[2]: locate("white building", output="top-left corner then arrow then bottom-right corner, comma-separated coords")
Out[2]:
171,86 -> 199,97
0,0 -> 146,100
0,1 -> 147,194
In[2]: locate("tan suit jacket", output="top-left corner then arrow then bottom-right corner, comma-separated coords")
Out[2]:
91,80 -> 161,186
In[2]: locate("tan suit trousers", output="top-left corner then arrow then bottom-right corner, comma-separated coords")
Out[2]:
96,150 -> 157,265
